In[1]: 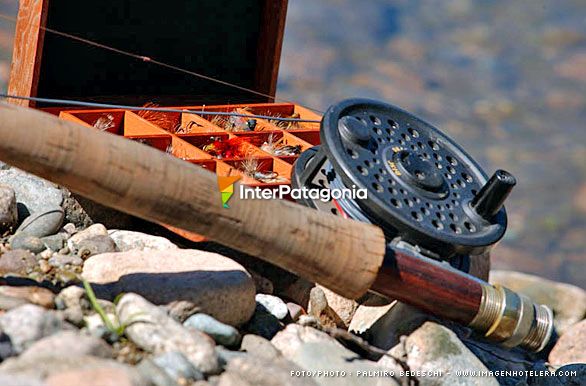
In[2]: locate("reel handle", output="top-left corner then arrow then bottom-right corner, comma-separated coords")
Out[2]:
372,245 -> 554,352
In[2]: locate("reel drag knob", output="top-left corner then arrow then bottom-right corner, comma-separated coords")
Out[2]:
470,170 -> 516,221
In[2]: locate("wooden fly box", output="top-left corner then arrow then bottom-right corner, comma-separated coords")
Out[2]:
8,0 -> 321,240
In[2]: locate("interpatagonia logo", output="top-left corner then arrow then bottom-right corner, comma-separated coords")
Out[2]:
217,176 -> 241,208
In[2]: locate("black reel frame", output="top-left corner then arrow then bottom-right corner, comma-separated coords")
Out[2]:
292,99 -> 515,260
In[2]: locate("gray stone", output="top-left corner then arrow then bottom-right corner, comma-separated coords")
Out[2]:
0,331 -> 16,361
117,293 -> 220,374
0,304 -> 64,353
549,318 -> 586,366
16,206 -> 65,238
0,374 -> 45,386
490,270 -> 586,334
0,249 -> 36,275
153,351 -> 204,382
41,233 -> 67,251
381,321 -> 498,386
271,324 -> 342,360
224,354 -> 318,386
245,309 -> 282,340
240,334 -> 281,361
0,169 -> 63,219
83,249 -> 256,326
48,253 -> 83,268
215,346 -> 248,368
67,223 -> 108,251
184,313 -> 241,347
293,341 -> 400,386
18,330 -> 113,360
108,229 -> 178,252
136,358 -> 181,386
349,301 -> 429,351
0,184 -> 18,233
76,235 -> 118,257
256,294 -> 289,320
10,234 -> 46,254
54,285 -> 85,326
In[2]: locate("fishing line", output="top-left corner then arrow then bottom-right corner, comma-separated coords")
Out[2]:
0,94 -> 321,123
0,11 -> 324,114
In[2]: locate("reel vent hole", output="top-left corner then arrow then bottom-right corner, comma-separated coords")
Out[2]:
391,198 -> 401,208
347,148 -> 359,159
408,128 -> 420,138
388,119 -> 397,128
411,211 -> 423,221
370,115 -> 382,125
432,220 -> 444,230
450,224 -> 462,234
446,156 -> 458,166
357,165 -> 368,176
464,221 -> 476,232
372,183 -> 383,192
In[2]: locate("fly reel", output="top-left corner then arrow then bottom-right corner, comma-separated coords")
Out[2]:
292,99 -> 516,259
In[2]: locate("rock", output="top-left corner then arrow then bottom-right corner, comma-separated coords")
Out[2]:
0,184 -> 17,233
0,294 -> 29,310
16,206 -> 65,238
135,358 -> 179,386
278,276 -> 314,308
76,235 -> 118,258
293,341 -> 400,386
0,286 -> 55,308
271,324 -> 342,360
224,354 -> 318,386
67,223 -> 108,251
84,312 -> 120,343
184,313 -> 241,347
308,286 -> 345,328
10,234 -> 46,254
0,331 -> 16,360
245,308 -> 282,340
249,269 -> 274,294
45,365 -> 144,386
54,285 -> 85,326
0,169 -> 63,219
549,319 -> 586,365
59,190 -> 94,231
215,346 -> 248,368
381,321 -> 498,386
117,293 -> 220,374
349,301 -> 429,351
0,249 -> 36,275
0,354 -> 139,381
0,374 -> 45,386
83,249 -> 256,326
18,330 -> 113,360
41,233 -> 67,251
240,334 -> 281,361
317,285 -> 358,326
0,304 -> 64,353
152,351 -> 204,382
108,230 -> 178,252
490,270 -> 586,333
48,253 -> 83,268
286,302 -> 305,321
256,294 -> 288,320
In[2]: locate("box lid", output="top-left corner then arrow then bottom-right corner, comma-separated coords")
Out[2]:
9,0 -> 288,107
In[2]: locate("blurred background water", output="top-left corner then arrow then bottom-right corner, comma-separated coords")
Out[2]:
1,0 -> 584,287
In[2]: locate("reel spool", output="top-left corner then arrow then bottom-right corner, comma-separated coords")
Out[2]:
292,99 -> 516,259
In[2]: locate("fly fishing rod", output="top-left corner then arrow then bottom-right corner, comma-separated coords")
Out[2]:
0,101 -> 553,352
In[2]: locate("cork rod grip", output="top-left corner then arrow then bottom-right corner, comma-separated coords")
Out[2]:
0,103 -> 386,299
